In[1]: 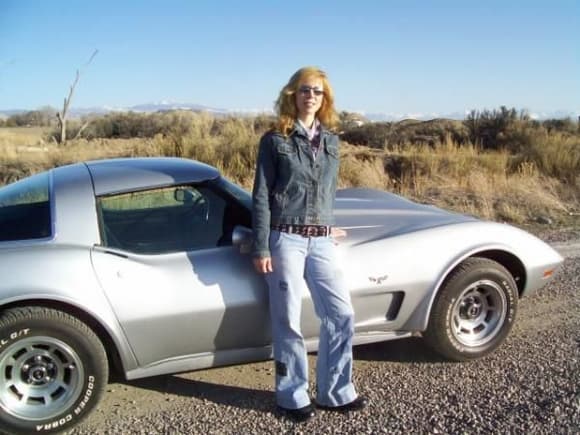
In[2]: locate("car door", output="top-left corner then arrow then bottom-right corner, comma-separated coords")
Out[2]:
90,184 -> 270,368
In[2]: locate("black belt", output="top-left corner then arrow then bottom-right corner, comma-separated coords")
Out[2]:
271,224 -> 331,238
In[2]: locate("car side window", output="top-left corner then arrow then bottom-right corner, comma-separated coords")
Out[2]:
97,185 -> 234,254
0,172 -> 51,242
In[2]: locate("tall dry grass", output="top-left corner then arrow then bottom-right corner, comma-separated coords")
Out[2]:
1,113 -> 578,225
339,135 -> 576,223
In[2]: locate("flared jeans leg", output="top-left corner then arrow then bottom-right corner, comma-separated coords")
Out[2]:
266,231 -> 357,409
306,235 -> 357,407
266,231 -> 310,409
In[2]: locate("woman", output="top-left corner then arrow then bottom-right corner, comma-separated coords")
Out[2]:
252,66 -> 367,422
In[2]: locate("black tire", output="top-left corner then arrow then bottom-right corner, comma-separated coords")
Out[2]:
0,307 -> 108,434
424,257 -> 518,361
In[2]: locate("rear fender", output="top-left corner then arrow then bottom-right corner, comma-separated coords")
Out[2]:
0,296 -> 137,377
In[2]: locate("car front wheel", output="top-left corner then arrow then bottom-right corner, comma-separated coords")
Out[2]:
0,307 -> 107,434
424,257 -> 518,361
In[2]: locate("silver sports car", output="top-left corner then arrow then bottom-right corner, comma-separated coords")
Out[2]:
0,157 -> 562,433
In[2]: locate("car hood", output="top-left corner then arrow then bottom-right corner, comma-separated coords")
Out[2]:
334,188 -> 477,245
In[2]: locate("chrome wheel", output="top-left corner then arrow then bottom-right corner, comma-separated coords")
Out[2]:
0,336 -> 85,421
425,258 -> 518,361
451,279 -> 507,347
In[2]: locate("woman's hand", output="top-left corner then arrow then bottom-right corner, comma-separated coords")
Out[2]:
253,257 -> 273,274
331,227 -> 347,238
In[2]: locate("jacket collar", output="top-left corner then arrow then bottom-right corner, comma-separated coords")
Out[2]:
289,119 -> 330,139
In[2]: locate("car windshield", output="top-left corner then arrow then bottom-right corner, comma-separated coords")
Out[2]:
0,172 -> 52,241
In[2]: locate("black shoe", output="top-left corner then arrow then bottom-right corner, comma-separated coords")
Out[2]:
277,403 -> 316,422
317,396 -> 368,413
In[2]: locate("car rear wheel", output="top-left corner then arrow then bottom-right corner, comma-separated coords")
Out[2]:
0,307 -> 107,434
424,257 -> 518,361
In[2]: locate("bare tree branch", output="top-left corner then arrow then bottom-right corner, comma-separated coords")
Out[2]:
57,49 -> 99,144
73,120 -> 91,141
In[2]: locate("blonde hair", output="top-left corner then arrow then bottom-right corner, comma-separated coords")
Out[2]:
274,66 -> 339,135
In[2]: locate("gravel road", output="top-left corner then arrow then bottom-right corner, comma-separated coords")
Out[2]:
71,236 -> 580,435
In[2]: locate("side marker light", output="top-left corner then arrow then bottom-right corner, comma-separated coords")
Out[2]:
542,269 -> 555,279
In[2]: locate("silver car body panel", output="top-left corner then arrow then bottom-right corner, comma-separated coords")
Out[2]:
0,158 -> 563,380
86,157 -> 220,196
90,245 -> 270,368
0,162 -> 140,372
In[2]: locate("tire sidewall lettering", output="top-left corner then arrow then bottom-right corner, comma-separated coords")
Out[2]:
0,328 -> 31,350
73,375 -> 95,416
444,296 -> 465,352
33,376 -> 97,432
502,279 -> 516,323
35,414 -> 72,432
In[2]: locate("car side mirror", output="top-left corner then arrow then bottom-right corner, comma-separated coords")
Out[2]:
174,187 -> 193,203
232,225 -> 253,254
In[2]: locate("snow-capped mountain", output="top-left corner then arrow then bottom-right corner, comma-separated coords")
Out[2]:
1,103 -> 578,121
360,109 -> 580,122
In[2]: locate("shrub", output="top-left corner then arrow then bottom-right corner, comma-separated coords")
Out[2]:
464,106 -> 531,150
340,119 -> 470,149
4,108 -> 57,127
542,117 -> 579,134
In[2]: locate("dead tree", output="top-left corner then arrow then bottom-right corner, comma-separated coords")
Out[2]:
56,50 -> 98,144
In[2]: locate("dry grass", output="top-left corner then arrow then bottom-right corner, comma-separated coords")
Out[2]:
1,115 -> 578,226
520,131 -> 580,185
339,137 -> 576,224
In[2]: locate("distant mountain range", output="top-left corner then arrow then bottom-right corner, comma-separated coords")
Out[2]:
361,109 -> 580,122
1,101 -> 578,122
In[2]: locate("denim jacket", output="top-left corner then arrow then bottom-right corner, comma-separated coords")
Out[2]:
252,122 -> 340,258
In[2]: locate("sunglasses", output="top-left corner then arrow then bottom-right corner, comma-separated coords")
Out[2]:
298,85 -> 324,97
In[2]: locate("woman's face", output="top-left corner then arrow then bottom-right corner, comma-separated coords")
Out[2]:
295,77 -> 324,120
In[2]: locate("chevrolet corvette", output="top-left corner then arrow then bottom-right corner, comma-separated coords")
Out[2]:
0,157 -> 563,433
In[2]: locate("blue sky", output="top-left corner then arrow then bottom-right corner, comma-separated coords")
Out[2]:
1,0 -> 578,118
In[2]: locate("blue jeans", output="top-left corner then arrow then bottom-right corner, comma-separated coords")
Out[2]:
266,230 -> 357,409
